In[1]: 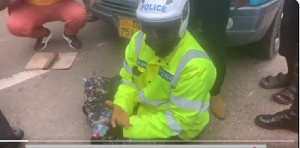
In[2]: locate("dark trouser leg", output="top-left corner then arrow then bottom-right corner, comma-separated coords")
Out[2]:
279,0 -> 299,80
272,0 -> 299,104
191,0 -> 231,120
286,57 -> 296,80
197,0 -> 231,96
0,110 -> 17,148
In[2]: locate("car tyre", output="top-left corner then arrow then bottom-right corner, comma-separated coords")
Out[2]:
248,1 -> 284,60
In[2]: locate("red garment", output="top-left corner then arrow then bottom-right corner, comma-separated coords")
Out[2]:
7,0 -> 86,38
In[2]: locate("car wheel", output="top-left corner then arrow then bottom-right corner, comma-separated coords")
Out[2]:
248,2 -> 283,60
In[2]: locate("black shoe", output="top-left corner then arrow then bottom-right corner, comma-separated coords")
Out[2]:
255,109 -> 298,132
34,29 -> 52,51
11,127 -> 24,140
63,32 -> 82,49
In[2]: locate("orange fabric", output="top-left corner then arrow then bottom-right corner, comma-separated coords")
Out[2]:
25,0 -> 60,6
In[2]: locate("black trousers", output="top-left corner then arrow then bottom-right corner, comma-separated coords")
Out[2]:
279,0 -> 299,80
279,0 -> 299,59
279,0 -> 299,124
189,0 -> 231,95
0,110 -> 17,148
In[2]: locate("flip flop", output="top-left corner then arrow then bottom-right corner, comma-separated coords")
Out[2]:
260,72 -> 290,89
272,85 -> 297,105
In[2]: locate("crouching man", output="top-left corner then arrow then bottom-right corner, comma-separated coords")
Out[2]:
1,0 -> 86,51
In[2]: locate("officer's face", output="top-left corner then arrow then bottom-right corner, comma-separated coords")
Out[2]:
140,20 -> 181,58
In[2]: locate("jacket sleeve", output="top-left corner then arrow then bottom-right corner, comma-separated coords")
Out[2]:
122,58 -> 217,139
113,32 -> 140,115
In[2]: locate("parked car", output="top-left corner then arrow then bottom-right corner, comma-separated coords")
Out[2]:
84,0 -> 284,59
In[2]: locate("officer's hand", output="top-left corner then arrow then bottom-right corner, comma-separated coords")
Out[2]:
105,101 -> 131,129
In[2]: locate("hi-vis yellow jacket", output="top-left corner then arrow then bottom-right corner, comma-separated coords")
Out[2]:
113,31 -> 216,140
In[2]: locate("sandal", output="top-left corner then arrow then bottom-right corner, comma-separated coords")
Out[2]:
260,72 -> 290,89
272,85 -> 297,105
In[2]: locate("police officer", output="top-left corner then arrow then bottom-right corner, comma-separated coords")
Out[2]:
84,0 -> 216,142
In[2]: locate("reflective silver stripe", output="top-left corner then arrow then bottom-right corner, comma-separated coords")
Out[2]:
171,50 -> 211,88
138,89 -> 168,107
120,81 -> 137,89
199,101 -> 210,115
135,32 -> 144,57
170,94 -> 202,111
165,110 -> 181,135
123,61 -> 132,74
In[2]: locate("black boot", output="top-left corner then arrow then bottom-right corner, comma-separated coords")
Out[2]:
255,109 -> 298,132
